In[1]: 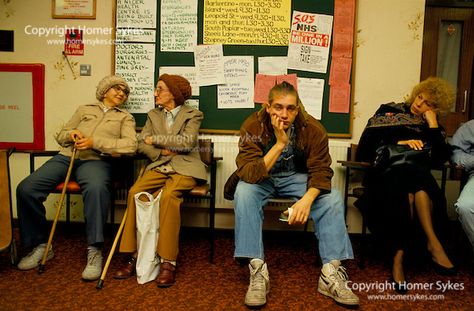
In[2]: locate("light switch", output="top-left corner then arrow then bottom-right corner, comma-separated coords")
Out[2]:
80,64 -> 91,76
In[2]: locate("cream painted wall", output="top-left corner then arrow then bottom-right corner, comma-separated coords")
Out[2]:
1,0 -> 116,220
352,0 -> 425,142
1,0 -> 432,230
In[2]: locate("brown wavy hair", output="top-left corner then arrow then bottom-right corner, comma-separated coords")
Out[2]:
405,77 -> 456,113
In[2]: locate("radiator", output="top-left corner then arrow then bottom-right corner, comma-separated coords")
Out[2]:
199,134 -> 349,209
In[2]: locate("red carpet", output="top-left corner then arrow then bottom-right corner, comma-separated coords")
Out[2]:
0,225 -> 472,310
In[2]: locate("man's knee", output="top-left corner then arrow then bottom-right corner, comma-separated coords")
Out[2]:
235,181 -> 259,199
317,190 -> 345,214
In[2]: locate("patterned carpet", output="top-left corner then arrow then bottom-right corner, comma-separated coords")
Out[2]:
0,224 -> 472,311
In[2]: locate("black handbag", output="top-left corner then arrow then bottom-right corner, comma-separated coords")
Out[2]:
373,143 -> 431,172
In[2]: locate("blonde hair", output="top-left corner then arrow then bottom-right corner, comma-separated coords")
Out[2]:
406,77 -> 456,112
267,81 -> 302,107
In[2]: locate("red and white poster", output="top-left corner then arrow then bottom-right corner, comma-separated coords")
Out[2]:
287,11 -> 333,73
64,29 -> 84,56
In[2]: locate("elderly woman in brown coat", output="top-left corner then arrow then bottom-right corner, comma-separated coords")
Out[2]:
114,74 -> 206,287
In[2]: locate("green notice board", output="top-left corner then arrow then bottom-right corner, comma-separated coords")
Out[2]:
133,0 -> 353,137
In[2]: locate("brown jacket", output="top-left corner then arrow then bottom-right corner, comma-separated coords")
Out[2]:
138,105 -> 207,182
55,102 -> 137,160
236,106 -> 333,192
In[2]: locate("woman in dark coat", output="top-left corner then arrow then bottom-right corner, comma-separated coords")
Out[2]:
356,77 -> 456,291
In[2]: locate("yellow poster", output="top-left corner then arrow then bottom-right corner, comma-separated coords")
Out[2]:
203,0 -> 291,46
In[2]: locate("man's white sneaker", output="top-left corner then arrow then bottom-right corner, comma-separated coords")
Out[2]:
245,259 -> 270,307
82,248 -> 103,281
318,262 -> 359,306
18,244 -> 54,270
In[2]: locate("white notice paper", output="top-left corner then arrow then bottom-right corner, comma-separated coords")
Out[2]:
218,56 -> 255,109
115,43 -> 155,113
161,0 -> 197,52
287,11 -> 333,73
297,77 -> 324,120
258,57 -> 288,75
195,44 -> 225,86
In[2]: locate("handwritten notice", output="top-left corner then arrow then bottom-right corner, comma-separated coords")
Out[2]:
161,0 -> 197,52
194,44 -> 225,86
329,57 -> 352,85
297,77 -> 324,120
203,0 -> 291,46
116,28 -> 156,43
258,56 -> 288,75
254,73 -> 297,104
116,0 -> 157,28
185,99 -> 199,110
254,74 -> 277,103
329,83 -> 351,113
115,43 -> 155,113
218,56 -> 254,109
287,11 -> 333,73
159,66 -> 199,96
332,0 -> 355,58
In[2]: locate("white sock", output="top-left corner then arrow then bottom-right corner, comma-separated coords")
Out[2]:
87,245 -> 101,252
160,258 -> 176,266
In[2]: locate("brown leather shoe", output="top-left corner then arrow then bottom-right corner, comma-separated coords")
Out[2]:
156,262 -> 176,287
113,257 -> 136,279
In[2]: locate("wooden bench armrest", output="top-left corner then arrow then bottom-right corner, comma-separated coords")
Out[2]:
337,160 -> 371,169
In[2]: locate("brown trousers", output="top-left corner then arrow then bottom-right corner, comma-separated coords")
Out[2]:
119,169 -> 196,260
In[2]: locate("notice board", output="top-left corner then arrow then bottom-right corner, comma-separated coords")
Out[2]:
115,0 -> 354,137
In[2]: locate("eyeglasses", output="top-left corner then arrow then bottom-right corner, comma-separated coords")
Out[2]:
155,86 -> 170,94
111,84 -> 130,96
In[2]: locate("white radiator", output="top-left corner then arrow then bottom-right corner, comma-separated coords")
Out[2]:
199,134 -> 349,209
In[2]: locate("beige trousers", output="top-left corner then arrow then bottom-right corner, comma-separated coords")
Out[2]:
119,169 -> 196,260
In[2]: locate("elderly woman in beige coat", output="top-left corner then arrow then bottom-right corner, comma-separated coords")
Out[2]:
115,74 -> 206,287
16,75 -> 137,281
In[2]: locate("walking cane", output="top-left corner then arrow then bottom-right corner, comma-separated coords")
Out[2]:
96,207 -> 128,289
38,147 -> 77,273
96,164 -> 146,289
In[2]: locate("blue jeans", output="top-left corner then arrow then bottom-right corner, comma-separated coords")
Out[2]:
234,173 -> 353,264
16,154 -> 111,248
455,172 -> 474,252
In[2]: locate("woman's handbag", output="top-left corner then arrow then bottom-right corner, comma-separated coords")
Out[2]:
373,143 -> 432,172
135,190 -> 162,284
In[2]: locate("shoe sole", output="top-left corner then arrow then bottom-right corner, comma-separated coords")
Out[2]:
113,273 -> 135,280
157,282 -> 175,288
318,287 -> 359,306
18,252 -> 54,270
245,299 -> 266,307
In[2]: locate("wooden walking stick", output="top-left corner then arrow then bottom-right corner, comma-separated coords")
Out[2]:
96,164 -> 146,289
38,147 -> 77,273
96,207 -> 128,289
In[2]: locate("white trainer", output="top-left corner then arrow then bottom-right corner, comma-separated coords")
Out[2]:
245,258 -> 270,307
318,262 -> 359,306
82,248 -> 103,281
18,244 -> 54,270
